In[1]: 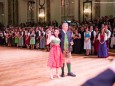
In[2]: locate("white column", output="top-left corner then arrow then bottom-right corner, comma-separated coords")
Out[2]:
0,0 -> 8,26
74,0 -> 78,20
18,0 -> 27,24
34,0 -> 37,23
112,0 -> 115,17
80,0 -> 84,21
92,0 -> 95,19
50,0 -> 61,24
4,0 -> 8,26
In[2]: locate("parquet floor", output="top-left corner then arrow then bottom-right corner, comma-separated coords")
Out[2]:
0,47 -> 114,86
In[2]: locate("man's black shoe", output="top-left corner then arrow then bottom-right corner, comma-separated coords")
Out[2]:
68,72 -> 76,77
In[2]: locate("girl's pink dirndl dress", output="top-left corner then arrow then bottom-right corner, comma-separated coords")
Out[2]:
47,37 -> 63,68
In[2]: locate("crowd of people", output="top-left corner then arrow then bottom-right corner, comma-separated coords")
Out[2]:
0,16 -> 115,84
0,16 -> 115,57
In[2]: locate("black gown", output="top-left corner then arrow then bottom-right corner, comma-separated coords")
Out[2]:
73,34 -> 81,54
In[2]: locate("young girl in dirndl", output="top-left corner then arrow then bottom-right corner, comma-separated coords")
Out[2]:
47,29 -> 63,79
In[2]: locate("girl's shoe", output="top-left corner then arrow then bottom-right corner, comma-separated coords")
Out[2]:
56,74 -> 61,78
50,75 -> 54,79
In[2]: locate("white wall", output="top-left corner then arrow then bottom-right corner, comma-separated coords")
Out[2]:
0,0 -> 8,26
100,0 -> 114,17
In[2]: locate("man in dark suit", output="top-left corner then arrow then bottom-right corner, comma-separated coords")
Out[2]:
59,23 -> 76,77
82,60 -> 115,86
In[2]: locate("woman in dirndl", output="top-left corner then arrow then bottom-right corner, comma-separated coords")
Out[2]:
30,30 -> 35,49
84,27 -> 91,56
15,30 -> 19,47
98,27 -> 108,58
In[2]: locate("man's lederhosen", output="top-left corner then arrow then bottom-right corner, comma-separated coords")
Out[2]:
60,30 -> 72,58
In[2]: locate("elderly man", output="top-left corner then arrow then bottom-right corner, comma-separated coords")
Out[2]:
59,23 -> 76,77
82,60 -> 115,86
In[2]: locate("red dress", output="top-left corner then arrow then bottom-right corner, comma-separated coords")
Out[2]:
25,36 -> 30,45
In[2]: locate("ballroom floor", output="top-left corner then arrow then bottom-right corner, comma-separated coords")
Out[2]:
0,47 -> 114,86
